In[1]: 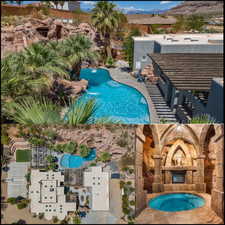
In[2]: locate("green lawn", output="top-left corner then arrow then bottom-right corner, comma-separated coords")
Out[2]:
16,149 -> 31,162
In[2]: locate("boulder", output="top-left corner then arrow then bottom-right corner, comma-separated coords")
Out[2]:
57,79 -> 88,96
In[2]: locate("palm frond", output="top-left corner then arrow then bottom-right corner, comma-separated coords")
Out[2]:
5,97 -> 62,125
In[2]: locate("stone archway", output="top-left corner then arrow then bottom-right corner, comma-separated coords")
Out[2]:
164,140 -> 193,167
160,124 -> 200,155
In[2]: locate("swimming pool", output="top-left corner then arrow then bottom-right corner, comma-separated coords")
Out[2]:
77,68 -> 150,124
60,149 -> 96,168
148,193 -> 205,212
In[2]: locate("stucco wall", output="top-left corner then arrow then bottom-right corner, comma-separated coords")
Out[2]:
159,43 -> 223,53
133,39 -> 224,70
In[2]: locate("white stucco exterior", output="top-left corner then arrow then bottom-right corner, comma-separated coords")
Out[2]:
84,166 -> 110,211
29,170 -> 76,220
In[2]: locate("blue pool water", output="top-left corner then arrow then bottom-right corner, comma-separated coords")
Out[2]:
149,193 -> 205,212
77,68 -> 150,124
60,149 -> 96,168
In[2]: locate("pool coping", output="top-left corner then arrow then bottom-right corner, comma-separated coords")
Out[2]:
101,67 -> 159,124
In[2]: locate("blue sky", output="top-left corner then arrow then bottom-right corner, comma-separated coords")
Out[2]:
14,1 -> 182,12
81,1 -> 182,11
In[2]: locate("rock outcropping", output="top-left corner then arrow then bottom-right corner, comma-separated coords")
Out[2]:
56,79 -> 88,97
166,1 -> 224,16
1,17 -> 97,57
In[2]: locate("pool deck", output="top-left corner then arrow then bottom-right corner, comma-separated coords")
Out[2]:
105,67 -> 159,124
135,191 -> 223,224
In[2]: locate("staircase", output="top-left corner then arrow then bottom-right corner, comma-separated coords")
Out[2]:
145,82 -> 178,123
201,210 -> 224,224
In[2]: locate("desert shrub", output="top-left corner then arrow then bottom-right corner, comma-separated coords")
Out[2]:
78,144 -> 90,157
38,213 -> 44,219
116,138 -> 127,147
53,216 -> 58,223
7,197 -> 17,205
17,202 -> 27,209
105,56 -> 115,68
99,152 -> 111,162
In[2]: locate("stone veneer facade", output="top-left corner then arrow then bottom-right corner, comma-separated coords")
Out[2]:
135,124 -> 224,220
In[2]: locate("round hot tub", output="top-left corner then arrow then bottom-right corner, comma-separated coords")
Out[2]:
148,193 -> 205,212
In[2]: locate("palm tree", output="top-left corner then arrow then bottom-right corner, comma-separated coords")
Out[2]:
61,35 -> 99,80
91,1 -> 124,60
1,53 -> 47,120
22,42 -> 69,82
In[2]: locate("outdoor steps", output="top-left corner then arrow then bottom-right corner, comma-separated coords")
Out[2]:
202,211 -> 224,224
145,82 -> 178,123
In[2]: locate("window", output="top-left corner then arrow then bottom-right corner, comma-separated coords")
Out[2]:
172,171 -> 186,184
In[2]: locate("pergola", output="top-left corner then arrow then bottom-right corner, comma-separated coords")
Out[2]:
149,53 -> 224,91
148,53 -> 224,121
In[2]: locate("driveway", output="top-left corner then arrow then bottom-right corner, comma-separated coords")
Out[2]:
81,211 -> 119,224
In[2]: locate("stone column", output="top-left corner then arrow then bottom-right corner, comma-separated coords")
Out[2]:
211,131 -> 224,220
195,154 -> 206,192
152,154 -> 163,192
135,127 -> 147,216
165,171 -> 171,184
186,171 -> 192,184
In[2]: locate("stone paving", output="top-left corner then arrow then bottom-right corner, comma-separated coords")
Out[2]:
107,67 -> 159,124
135,192 -> 223,224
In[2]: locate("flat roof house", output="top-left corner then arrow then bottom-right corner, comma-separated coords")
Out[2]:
132,34 -> 223,70
50,1 -> 80,11
83,166 -> 110,211
127,15 -> 177,34
29,170 -> 76,220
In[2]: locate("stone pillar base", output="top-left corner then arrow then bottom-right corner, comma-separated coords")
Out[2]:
152,183 -> 164,193
195,183 -> 206,192
135,190 -> 147,216
211,189 -> 224,220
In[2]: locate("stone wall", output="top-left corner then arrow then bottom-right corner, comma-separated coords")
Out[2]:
210,124 -> 224,220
